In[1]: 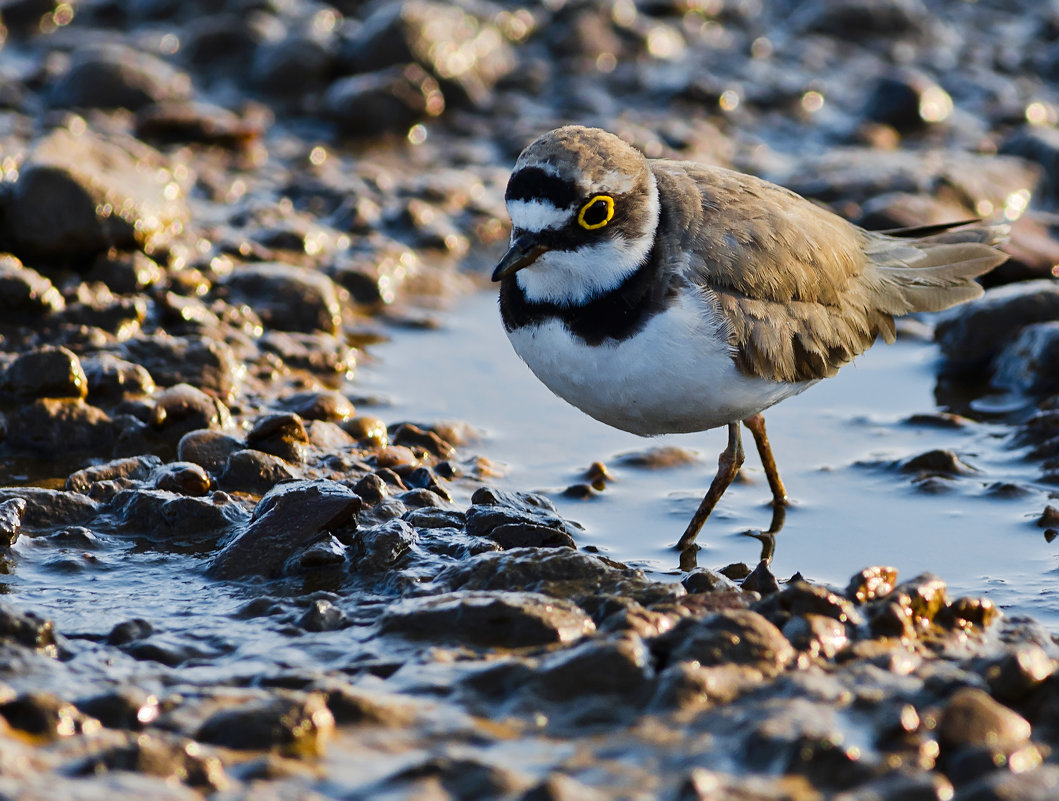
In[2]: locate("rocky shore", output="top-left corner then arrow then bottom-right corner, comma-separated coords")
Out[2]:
2,0 -> 1059,798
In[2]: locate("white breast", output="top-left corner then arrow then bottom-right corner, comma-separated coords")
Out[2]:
504,291 -> 813,436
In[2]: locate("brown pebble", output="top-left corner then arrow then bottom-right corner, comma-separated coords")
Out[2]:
938,687 -> 1031,750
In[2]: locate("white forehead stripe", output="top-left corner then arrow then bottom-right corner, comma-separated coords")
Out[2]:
508,198 -> 572,233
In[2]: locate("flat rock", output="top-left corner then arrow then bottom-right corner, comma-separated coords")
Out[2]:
222,263 -> 344,335
209,480 -> 361,579
378,590 -> 594,647
0,487 -> 100,533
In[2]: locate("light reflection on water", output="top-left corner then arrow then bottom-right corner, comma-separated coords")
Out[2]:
364,290 -> 1059,626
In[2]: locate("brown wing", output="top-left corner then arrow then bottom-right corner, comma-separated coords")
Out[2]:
650,162 -> 1007,383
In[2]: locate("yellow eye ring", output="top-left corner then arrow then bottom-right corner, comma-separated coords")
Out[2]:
577,195 -> 615,230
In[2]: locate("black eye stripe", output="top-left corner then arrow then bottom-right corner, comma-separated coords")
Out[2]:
505,167 -> 579,208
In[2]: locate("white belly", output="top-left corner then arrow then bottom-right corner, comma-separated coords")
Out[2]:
505,294 -> 813,436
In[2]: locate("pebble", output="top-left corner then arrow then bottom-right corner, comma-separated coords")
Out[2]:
49,43 -> 192,110
0,498 -> 27,548
222,263 -> 345,336
938,687 -> 1032,750
196,692 -> 334,756
2,346 -> 88,399
668,609 -> 796,678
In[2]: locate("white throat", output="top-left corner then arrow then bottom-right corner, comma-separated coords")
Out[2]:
513,172 -> 660,307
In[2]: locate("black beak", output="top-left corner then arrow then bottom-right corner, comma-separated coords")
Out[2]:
491,233 -> 548,282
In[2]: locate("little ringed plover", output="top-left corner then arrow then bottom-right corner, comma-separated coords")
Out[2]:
492,125 -> 1008,552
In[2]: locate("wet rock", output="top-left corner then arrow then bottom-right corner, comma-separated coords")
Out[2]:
259,330 -> 356,376
50,43 -> 192,111
465,490 -> 581,547
892,573 -> 949,625
615,445 -> 699,468
741,560 -> 780,595
520,774 -> 608,801
106,618 -> 154,646
534,634 -> 652,701
135,100 -> 262,149
0,487 -> 99,533
66,454 -> 162,494
150,461 -> 211,496
351,518 -> 416,569
151,383 -> 232,437
88,249 -> 165,294
390,422 -> 455,458
954,765 -> 1059,801
73,731 -> 228,791
209,479 -> 360,579
246,412 -> 310,464
297,599 -> 346,632
847,566 -> 899,603
81,353 -> 156,403
218,449 -> 297,495
990,322 -> 1059,396
936,281 -> 1059,377
1000,124 -> 1059,207
379,590 -> 594,647
124,336 -> 241,402
381,755 -> 529,800
222,263 -> 344,335
278,390 -> 355,423
864,69 -> 953,132
75,688 -> 160,730
315,682 -> 418,727
0,600 -> 57,650
0,692 -> 98,739
251,33 -> 334,96
939,688 -> 1031,751
761,581 -> 864,628
782,615 -> 849,659
1,345 -> 87,398
5,397 -> 115,453
196,692 -> 334,756
177,429 -> 244,474
938,597 -> 999,630
683,568 -> 741,594
101,488 -> 249,548
0,126 -> 189,262
666,609 -> 795,678
900,449 -> 979,477
324,64 -> 445,137
0,498 -> 26,548
791,0 -> 932,39
0,255 -> 65,316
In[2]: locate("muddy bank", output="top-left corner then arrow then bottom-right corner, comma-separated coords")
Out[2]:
1,0 -> 1059,798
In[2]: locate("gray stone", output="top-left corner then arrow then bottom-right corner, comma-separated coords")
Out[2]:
49,43 -> 192,110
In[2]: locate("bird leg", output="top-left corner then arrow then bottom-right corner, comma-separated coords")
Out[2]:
676,422 -> 744,551
742,413 -> 788,508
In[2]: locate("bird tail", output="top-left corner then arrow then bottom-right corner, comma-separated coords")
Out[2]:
865,221 -> 1008,319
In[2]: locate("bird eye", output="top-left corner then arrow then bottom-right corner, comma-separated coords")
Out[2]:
577,195 -> 614,230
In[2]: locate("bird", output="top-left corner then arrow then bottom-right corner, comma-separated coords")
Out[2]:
491,125 -> 1008,552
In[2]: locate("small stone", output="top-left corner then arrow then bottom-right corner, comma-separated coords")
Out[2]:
938,687 -> 1032,751
846,566 -> 899,603
901,450 -> 979,477
668,609 -> 795,678
297,599 -> 346,632
0,498 -> 26,548
246,412 -> 310,464
278,391 -> 355,423
0,600 -> 58,650
222,263 -> 344,335
0,488 -> 99,533
534,635 -> 651,701
219,449 -> 297,495
196,692 -> 334,756
75,688 -> 160,730
150,461 -> 211,496
177,430 -> 244,474
151,383 -> 232,437
49,43 -> 191,110
0,255 -> 65,316
4,398 -> 115,454
986,647 -> 1057,701
66,455 -> 163,494
782,614 -> 849,659
324,65 -> 444,137
351,518 -> 416,569
0,692 -> 97,739
80,353 -> 156,403
682,568 -> 740,594
742,560 -> 780,595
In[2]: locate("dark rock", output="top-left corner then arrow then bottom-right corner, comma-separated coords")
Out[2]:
259,330 -> 356,376
2,345 -> 88,399
297,536 -> 347,569
317,682 -> 418,726
0,487 -> 99,533
846,566 -> 899,603
0,126 -> 189,262
135,100 -> 261,148
88,250 -> 165,294
782,614 -> 848,659
0,600 -> 58,650
936,281 -> 1059,377
5,397 -> 115,453
350,518 -> 417,569
761,581 -> 864,627
177,429 -> 244,474
953,765 -> 1059,801
0,692 -> 95,739
741,560 -> 780,595
0,254 -> 65,316
390,422 -> 455,458
0,498 -> 26,548
80,353 -> 156,403
534,634 -> 652,701
66,455 -> 162,493
338,0 -> 515,106
75,688 -> 160,730
990,322 -> 1059,396
519,774 -> 608,801
106,618 -> 154,646
864,70 -> 953,132
938,687 -> 1031,750
50,43 -> 191,111
150,383 -> 232,437
938,597 -> 999,630
901,449 -> 979,477
297,599 -> 346,632
209,479 -> 360,579
891,573 -> 949,624
946,743 -> 1044,788
150,461 -> 211,496
666,609 -> 795,678
72,731 -> 227,791
246,412 -> 310,464
382,755 -> 528,800
277,390 -> 355,423
403,507 -> 465,529
465,499 -> 580,546
181,12 -> 262,71
1000,124 -> 1059,207
218,449 -> 297,495
196,692 -> 334,756
124,336 -> 241,402
791,0 -> 933,40
323,63 -> 444,137
252,33 -> 334,96
353,472 -> 390,504
101,488 -> 249,548
378,590 -> 594,647
222,263 -> 344,335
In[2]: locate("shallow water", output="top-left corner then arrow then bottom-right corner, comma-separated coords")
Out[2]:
365,290 -> 1059,626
